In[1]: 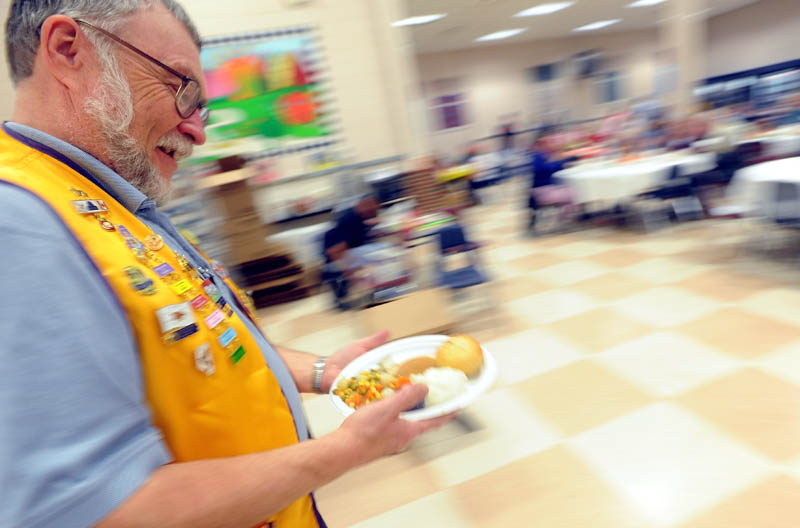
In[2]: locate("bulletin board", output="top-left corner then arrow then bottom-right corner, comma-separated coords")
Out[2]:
191,26 -> 337,163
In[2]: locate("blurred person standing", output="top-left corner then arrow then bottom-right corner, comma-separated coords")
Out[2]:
0,2 -> 451,527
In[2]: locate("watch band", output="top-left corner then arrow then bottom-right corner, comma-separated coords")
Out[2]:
312,357 -> 326,394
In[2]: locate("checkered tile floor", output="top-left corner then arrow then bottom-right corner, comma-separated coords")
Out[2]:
257,179 -> 800,527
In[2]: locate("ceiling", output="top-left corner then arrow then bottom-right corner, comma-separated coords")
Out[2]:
403,0 -> 761,53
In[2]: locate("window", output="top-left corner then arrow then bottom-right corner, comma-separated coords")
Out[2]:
596,71 -> 625,104
426,78 -> 469,131
431,94 -> 467,130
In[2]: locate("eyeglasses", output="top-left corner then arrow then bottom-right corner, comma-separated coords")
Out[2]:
75,19 -> 209,125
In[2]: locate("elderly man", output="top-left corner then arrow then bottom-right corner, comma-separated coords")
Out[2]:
0,2 -> 451,527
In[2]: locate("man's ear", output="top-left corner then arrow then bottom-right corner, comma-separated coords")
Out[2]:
38,15 -> 91,89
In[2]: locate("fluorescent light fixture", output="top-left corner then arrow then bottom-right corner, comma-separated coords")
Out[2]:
475,28 -> 527,41
392,14 -> 447,27
514,2 -> 574,17
573,19 -> 621,31
627,0 -> 666,6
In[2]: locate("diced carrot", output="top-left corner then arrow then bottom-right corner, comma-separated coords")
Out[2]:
392,376 -> 411,389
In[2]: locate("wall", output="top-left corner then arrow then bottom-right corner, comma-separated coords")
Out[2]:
415,30 -> 659,158
0,0 -> 426,180
414,0 -> 800,158
707,0 -> 800,77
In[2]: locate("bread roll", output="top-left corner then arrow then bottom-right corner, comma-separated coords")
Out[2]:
435,335 -> 483,377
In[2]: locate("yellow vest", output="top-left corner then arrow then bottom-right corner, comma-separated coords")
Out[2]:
0,129 -> 321,528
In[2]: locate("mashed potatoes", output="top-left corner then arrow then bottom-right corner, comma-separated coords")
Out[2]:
411,367 -> 468,407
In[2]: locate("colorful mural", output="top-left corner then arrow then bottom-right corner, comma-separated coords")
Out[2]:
195,32 -> 331,162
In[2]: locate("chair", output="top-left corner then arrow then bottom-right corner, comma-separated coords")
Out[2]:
637,165 -> 703,226
769,181 -> 800,227
434,224 -> 488,290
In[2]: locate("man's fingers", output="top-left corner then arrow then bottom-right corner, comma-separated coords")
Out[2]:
358,329 -> 390,351
414,412 -> 458,434
383,383 -> 428,414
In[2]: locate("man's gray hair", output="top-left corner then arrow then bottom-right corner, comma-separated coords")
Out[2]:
5,0 -> 201,85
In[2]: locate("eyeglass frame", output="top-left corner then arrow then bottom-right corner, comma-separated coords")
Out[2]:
74,19 -> 209,124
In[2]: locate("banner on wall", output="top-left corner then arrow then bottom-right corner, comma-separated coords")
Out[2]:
189,27 -> 337,164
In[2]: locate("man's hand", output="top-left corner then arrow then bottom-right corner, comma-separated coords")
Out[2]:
320,330 -> 389,393
334,384 -> 456,465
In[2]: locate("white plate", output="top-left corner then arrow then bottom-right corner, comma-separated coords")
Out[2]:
329,335 -> 497,421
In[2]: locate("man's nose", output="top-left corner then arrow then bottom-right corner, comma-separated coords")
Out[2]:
178,110 -> 207,145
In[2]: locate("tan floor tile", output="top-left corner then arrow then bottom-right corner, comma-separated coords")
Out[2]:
489,275 -> 552,303
674,245 -> 738,266
549,240 -> 616,259
529,233 -> 583,248
761,339 -> 800,386
452,309 -> 530,344
615,286 -> 719,328
532,260 -> 610,286
630,237 -> 700,256
508,289 -> 597,326
678,369 -> 800,461
676,269 -> 782,303
450,445 -> 654,528
488,328 -> 583,386
507,251 -> 567,271
586,248 -> 653,268
269,309 -> 352,342
512,361 -> 652,435
624,256 -> 711,284
742,288 -> 800,327
348,490 -> 476,528
597,332 -> 739,397
570,402 -> 772,526
678,475 -> 800,528
413,387 -> 563,487
283,324 -> 362,353
546,307 -> 654,353
315,449 -> 443,527
678,308 -> 800,359
569,272 -> 656,302
483,243 -> 537,263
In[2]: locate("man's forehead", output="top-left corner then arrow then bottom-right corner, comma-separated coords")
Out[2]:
116,6 -> 204,86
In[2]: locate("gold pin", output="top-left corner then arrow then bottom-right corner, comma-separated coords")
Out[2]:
144,234 -> 164,251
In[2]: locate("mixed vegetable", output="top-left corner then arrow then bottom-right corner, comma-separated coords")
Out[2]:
333,367 -> 412,409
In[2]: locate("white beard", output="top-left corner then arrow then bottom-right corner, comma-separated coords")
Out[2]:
83,57 -> 171,205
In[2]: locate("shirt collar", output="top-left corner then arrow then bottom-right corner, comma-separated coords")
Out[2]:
3,122 -> 154,214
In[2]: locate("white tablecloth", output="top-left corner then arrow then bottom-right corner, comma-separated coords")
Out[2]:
554,152 -> 716,203
739,134 -> 800,157
727,157 -> 800,215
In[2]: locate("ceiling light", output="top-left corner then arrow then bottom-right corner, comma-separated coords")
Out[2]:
573,19 -> 622,32
627,0 -> 666,6
475,28 -> 527,41
392,14 -> 447,27
514,2 -> 575,17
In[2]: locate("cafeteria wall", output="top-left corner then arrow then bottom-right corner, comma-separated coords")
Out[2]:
707,0 -> 800,78
416,30 -> 658,157
0,0 -> 429,177
415,0 -> 800,158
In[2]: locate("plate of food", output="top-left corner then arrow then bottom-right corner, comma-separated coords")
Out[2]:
330,334 -> 497,421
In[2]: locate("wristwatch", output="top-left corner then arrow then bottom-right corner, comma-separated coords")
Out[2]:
312,357 -> 327,394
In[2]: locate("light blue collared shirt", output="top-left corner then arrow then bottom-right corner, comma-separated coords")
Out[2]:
0,123 -> 310,528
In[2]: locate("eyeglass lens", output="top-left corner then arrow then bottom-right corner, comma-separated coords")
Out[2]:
177,79 -> 207,123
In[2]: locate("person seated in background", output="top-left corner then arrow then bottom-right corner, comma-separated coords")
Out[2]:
321,194 -> 381,309
526,135 -> 576,233
639,119 -> 668,151
664,118 -> 703,151
778,93 -> 800,126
